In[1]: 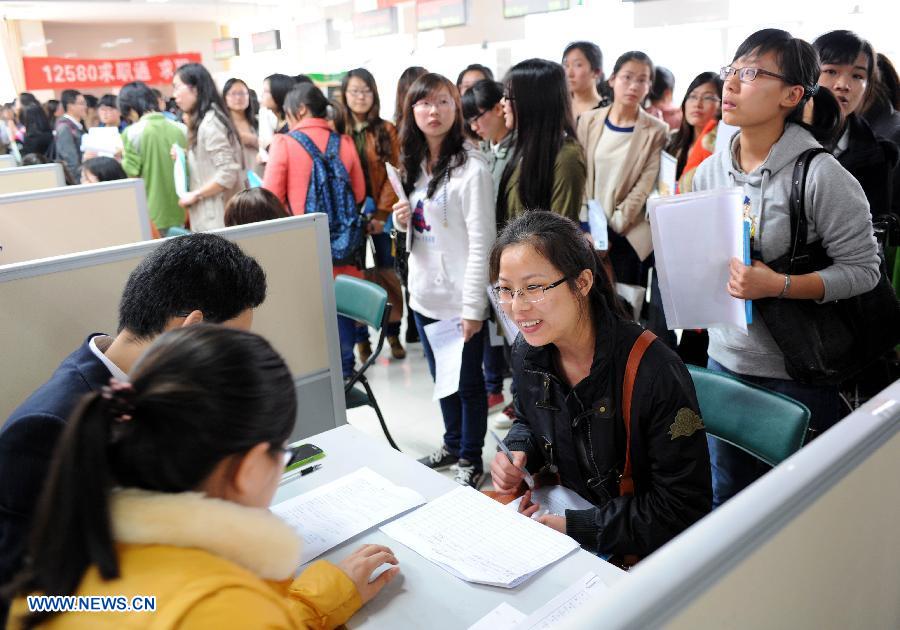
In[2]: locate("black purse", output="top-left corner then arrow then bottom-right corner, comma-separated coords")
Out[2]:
756,148 -> 900,386
390,228 -> 409,286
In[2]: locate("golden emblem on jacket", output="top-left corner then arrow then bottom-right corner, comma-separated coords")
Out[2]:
669,408 -> 705,440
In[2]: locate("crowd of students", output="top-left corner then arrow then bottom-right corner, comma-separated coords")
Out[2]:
1,25 -> 899,628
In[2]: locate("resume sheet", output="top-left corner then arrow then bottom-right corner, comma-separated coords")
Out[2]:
271,467 -> 426,565
381,486 -> 579,588
423,317 -> 465,400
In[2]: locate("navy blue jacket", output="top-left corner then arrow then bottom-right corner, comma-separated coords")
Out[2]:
0,335 -> 111,619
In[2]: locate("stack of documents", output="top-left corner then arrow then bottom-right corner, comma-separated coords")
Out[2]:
271,467 -> 426,564
648,188 -> 750,333
381,486 -> 579,588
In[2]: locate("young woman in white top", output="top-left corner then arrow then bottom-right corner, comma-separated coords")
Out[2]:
392,73 -> 496,489
577,51 -> 668,287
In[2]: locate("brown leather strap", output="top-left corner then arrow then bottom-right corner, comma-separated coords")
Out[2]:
619,329 -> 657,497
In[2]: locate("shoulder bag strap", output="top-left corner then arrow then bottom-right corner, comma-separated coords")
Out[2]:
619,329 -> 657,497
788,147 -> 828,270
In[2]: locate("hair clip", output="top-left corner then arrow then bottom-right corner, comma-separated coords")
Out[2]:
805,84 -> 820,98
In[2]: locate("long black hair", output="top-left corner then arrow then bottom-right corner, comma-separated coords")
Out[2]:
398,73 -> 467,199
504,59 -> 577,211
341,68 -> 394,165
82,156 -> 127,182
264,73 -> 296,119
8,325 -> 297,628
489,212 -> 628,329
223,77 -> 258,131
284,83 -> 329,120
174,63 -> 238,148
394,66 -> 428,124
733,28 -> 841,145
670,71 -> 724,179
118,81 -> 159,118
21,103 -> 51,133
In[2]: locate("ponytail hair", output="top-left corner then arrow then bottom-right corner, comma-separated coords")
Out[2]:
284,83 -> 329,120
8,325 -> 297,628
488,211 -> 628,332
733,28 -> 841,145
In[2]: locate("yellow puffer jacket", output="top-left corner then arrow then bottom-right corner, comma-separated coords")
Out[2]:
8,489 -> 362,629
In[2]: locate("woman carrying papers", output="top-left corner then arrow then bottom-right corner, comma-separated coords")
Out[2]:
688,29 -> 881,507
489,212 -> 711,560
392,73 -> 495,489
5,325 -> 399,630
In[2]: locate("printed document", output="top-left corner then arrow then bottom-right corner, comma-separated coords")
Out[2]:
468,602 -> 527,630
423,317 -> 465,400
506,485 -> 595,519
271,467 -> 426,565
514,572 -> 610,629
648,188 -> 749,333
381,486 -> 579,588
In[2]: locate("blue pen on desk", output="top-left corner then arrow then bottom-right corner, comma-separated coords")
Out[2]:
490,430 -> 534,490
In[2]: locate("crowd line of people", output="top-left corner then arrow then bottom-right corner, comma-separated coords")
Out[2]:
1,25 -> 899,629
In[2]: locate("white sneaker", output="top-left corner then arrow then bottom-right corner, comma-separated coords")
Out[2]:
454,459 -> 484,489
492,415 -> 513,430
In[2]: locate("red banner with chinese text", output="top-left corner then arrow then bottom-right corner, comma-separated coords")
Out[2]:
22,53 -> 202,90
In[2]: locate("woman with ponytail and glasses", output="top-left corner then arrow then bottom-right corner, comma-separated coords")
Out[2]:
489,212 -> 711,559
6,325 -> 400,629
690,29 -> 881,507
392,73 -> 495,489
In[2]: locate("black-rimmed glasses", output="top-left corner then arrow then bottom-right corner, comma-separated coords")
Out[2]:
492,277 -> 568,304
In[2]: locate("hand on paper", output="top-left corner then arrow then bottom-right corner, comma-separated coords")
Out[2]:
392,199 -> 410,230
337,544 -> 400,604
461,319 -> 483,343
490,450 -> 527,493
518,489 -> 541,518
536,514 -> 566,533
727,258 -> 782,300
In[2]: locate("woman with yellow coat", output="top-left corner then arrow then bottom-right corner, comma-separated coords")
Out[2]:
6,325 -> 399,629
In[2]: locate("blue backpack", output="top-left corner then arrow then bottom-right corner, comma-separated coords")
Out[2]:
289,130 -> 364,263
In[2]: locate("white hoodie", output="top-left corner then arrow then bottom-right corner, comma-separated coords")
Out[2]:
402,148 -> 496,321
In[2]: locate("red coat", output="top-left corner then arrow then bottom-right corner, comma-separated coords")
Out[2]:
263,118 -> 366,215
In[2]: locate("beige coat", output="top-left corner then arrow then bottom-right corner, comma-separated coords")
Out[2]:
187,109 -> 245,231
577,106 -> 668,259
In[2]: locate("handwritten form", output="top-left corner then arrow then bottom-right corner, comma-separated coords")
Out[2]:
507,485 -> 595,519
423,317 -> 465,400
514,572 -> 610,629
380,486 -> 579,588
271,467 -> 426,565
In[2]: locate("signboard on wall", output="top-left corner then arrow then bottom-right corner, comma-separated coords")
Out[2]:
213,37 -> 240,60
417,0 -> 467,31
251,30 -> 282,53
22,53 -> 202,90
503,0 -> 570,18
353,7 -> 399,38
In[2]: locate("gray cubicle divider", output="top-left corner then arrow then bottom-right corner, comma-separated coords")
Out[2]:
0,154 -> 17,169
0,162 -> 65,194
558,380 -> 900,630
0,178 -> 152,265
0,214 -> 347,441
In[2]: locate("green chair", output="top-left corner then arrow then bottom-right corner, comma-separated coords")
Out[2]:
334,274 -> 399,451
688,365 -> 810,467
166,226 -> 191,237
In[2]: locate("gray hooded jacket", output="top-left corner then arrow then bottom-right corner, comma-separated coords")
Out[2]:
692,123 -> 880,380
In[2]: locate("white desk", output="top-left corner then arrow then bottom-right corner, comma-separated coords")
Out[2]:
272,424 -> 626,629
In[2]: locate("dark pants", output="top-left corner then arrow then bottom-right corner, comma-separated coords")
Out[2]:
336,315 -> 357,378
415,312 -> 488,466
706,357 -> 841,508
482,330 -> 506,395
357,233 -> 401,341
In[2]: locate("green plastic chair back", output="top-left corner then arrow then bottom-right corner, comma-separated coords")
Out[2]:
688,365 -> 811,467
334,274 -> 388,330
166,226 -> 191,236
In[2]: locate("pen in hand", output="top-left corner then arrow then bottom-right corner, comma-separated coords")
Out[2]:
490,429 -> 535,490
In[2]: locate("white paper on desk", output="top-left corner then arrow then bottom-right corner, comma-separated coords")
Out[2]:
469,602 -> 526,630
658,151 -> 677,196
172,144 -> 189,199
486,284 -> 520,345
381,486 -> 579,588
507,485 -> 595,519
80,126 -> 122,157
587,200 -> 608,251
514,571 -> 610,630
270,467 -> 426,565
714,120 -> 740,156
384,162 -> 413,253
423,317 -> 464,400
648,188 -> 747,333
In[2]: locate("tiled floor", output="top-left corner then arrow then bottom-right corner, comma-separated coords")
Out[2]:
344,326 -> 511,490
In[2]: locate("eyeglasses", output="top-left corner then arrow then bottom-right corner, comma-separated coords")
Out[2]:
686,94 -> 721,104
467,109 -> 489,125
226,91 -> 249,98
413,98 -> 454,111
493,277 -> 568,304
720,66 -> 788,84
347,89 -> 373,98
